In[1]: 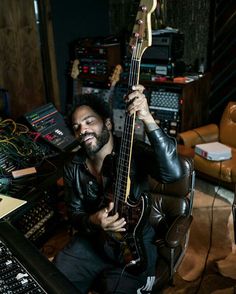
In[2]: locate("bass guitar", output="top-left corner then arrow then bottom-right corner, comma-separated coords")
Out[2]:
107,0 -> 157,273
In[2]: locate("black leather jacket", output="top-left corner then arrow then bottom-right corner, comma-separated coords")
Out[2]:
63,128 -> 185,234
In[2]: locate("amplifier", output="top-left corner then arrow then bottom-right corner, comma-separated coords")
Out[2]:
123,62 -> 174,79
123,60 -> 184,80
142,32 -> 184,62
78,58 -> 108,76
73,39 -> 121,79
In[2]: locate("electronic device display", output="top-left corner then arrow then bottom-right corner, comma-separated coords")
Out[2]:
24,103 -> 79,152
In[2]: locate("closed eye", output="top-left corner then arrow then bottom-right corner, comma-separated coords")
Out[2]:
72,117 -> 96,132
85,118 -> 96,125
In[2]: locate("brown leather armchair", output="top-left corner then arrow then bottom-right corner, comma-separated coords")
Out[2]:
149,155 -> 195,292
177,101 -> 236,192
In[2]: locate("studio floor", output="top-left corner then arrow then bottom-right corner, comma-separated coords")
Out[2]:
164,177 -> 236,294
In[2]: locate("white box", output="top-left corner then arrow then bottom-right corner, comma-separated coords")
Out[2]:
195,142 -> 232,161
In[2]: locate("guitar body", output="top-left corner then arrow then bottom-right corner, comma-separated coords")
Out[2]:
103,192 -> 152,273
116,192 -> 152,272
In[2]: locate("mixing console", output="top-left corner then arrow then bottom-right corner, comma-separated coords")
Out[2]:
0,221 -> 80,294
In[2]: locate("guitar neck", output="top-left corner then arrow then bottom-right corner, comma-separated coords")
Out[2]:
113,52 -> 142,207
113,0 -> 156,211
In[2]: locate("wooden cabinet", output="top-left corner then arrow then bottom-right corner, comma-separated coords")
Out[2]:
177,73 -> 211,131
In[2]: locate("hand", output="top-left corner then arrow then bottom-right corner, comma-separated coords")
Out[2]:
126,85 -> 152,121
89,202 -> 126,232
126,84 -> 159,132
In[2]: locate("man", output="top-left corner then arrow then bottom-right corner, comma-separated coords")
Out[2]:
53,85 -> 185,293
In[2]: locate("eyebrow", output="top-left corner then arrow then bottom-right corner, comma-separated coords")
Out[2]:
72,115 -> 96,127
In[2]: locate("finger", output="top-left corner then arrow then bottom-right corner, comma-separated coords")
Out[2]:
111,219 -> 127,231
126,91 -> 142,102
125,92 -> 136,103
127,99 -> 147,115
107,202 -> 114,212
111,226 -> 126,232
132,84 -> 145,93
103,202 -> 114,216
105,219 -> 126,232
106,213 -> 119,223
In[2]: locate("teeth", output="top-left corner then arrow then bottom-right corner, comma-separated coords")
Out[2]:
84,135 -> 94,142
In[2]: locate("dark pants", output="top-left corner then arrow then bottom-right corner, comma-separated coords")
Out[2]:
53,229 -> 157,294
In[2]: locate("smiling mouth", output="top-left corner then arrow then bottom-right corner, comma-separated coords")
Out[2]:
82,134 -> 95,144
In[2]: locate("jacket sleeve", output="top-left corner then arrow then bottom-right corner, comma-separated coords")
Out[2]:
136,128 -> 186,183
63,164 -> 100,234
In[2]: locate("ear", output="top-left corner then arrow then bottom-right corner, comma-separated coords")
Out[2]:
105,118 -> 112,130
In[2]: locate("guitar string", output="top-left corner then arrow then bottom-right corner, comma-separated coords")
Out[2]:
114,38 -> 142,202
113,41 -> 137,212
113,38 -> 143,211
114,39 -> 138,210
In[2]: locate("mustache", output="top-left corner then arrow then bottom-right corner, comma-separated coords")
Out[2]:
79,132 -> 97,143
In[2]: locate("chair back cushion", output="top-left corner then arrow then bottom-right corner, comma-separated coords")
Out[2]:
149,156 -> 194,197
220,102 -> 236,148
149,156 -> 194,236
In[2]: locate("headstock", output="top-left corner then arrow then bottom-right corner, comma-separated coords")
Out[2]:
70,59 -> 80,80
109,64 -> 123,88
129,0 -> 157,60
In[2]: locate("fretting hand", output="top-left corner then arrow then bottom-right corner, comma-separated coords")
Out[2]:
126,84 -> 159,131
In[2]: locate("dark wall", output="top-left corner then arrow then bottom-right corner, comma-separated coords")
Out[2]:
166,0 -> 211,71
50,0 -> 110,113
208,0 -> 236,123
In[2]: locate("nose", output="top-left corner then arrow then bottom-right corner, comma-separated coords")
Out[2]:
77,124 -> 90,141
80,124 -> 89,135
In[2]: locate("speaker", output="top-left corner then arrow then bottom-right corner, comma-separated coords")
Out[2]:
142,32 -> 184,62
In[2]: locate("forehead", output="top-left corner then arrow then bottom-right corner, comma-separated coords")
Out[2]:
72,105 -> 100,123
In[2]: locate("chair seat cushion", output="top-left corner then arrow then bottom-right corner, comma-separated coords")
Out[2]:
194,147 -> 236,183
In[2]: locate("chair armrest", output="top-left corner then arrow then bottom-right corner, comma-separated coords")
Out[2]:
178,124 -> 219,147
165,215 -> 193,248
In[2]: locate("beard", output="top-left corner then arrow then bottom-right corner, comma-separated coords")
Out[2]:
80,125 -> 110,157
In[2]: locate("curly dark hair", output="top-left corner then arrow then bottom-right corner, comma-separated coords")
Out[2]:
69,93 -> 113,127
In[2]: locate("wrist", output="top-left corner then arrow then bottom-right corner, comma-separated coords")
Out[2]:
142,116 -> 159,132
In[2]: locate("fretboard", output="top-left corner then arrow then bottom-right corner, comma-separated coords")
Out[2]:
113,54 -> 142,211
